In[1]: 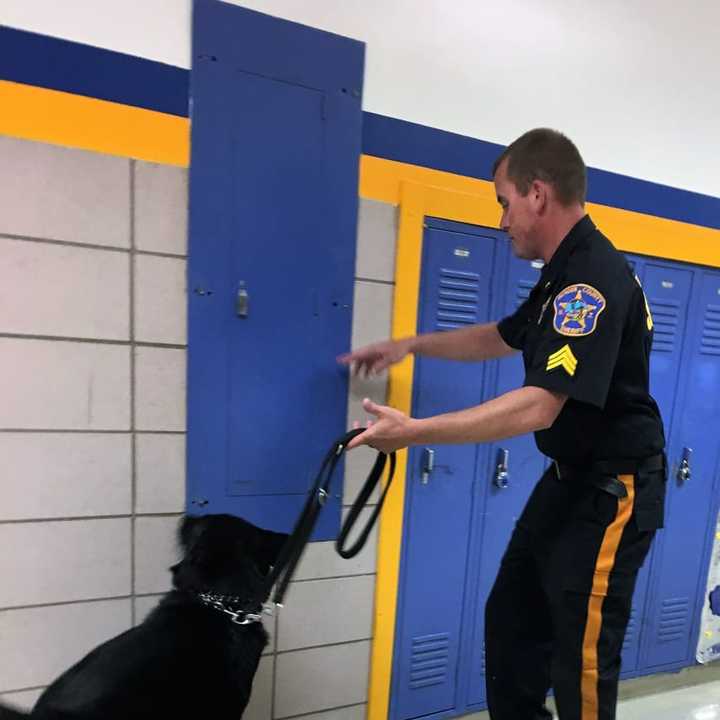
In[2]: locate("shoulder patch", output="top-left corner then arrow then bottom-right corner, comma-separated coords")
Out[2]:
552,283 -> 607,337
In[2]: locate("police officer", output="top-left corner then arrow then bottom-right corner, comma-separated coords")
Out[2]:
339,128 -> 666,720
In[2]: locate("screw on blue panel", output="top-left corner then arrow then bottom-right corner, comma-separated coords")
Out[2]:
710,585 -> 720,616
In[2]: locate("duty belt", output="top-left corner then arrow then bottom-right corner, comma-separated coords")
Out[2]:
553,453 -> 666,499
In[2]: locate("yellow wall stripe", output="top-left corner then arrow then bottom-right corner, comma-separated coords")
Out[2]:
368,183 -> 425,720
359,155 -> 720,269
580,474 -> 635,720
0,80 -> 190,167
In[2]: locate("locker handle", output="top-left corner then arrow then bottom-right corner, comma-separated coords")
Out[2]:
494,449 -> 510,489
236,281 -> 249,318
421,448 -> 435,485
677,447 -> 692,483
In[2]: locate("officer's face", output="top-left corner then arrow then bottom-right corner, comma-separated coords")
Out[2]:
494,159 -> 539,260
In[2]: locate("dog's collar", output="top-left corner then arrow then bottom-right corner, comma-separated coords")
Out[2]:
196,592 -> 271,626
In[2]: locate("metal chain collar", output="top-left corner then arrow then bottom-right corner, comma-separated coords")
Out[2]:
197,592 -> 274,626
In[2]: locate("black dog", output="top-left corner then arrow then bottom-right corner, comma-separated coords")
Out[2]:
0,514 -> 288,719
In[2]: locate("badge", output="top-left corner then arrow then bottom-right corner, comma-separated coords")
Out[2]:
552,284 -> 606,337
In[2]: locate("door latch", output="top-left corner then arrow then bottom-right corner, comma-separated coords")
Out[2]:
236,281 -> 249,318
421,448 -> 435,485
677,447 -> 692,483
494,449 -> 510,489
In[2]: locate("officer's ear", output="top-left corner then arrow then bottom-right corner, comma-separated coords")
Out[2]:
529,179 -> 549,215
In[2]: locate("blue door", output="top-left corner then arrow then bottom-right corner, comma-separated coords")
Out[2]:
392,221 -> 498,720
187,1 -> 364,537
618,258 -> 694,673
642,268 -> 720,669
464,253 -> 545,707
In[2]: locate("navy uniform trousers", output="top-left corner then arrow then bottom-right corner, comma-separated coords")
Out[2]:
485,458 -> 665,720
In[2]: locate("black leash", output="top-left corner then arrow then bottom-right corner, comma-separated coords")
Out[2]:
263,429 -> 396,607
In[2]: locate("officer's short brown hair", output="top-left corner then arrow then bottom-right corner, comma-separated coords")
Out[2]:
493,128 -> 587,206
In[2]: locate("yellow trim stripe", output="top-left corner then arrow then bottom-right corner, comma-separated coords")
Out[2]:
368,183 -> 424,720
0,80 -> 190,167
580,474 -> 635,720
360,155 -> 720,269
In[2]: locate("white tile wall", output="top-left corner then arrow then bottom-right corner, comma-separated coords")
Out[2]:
0,599 -> 132,692
0,237 -> 130,339
135,433 -> 186,514
300,704 -> 367,720
0,137 -> 130,248
0,338 -> 131,430
244,655 -> 274,720
350,281 -> 394,350
294,506 -> 378,581
356,198 -> 398,283
0,688 -> 44,712
278,575 -> 375,651
134,161 -> 188,256
134,254 -> 187,344
0,137 -> 398,719
275,642 -> 371,718
0,519 -> 131,607
134,515 -> 182,595
0,433 -> 132,521
133,594 -> 164,625
134,346 -> 186,431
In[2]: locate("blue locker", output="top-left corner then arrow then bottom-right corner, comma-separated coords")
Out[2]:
392,223 -> 497,720
642,268 -> 720,669
620,258 -> 694,672
187,1 -> 364,537
464,253 -> 545,707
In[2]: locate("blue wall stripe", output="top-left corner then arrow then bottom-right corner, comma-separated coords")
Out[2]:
362,112 -> 720,232
0,25 -> 189,117
2,24 -> 718,231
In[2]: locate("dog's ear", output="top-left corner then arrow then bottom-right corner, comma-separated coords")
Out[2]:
178,515 -> 206,551
261,528 -> 289,567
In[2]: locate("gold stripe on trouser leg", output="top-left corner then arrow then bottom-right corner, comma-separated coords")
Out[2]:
581,474 -> 635,720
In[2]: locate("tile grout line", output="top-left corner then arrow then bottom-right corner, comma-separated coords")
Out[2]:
276,701 -> 367,720
0,232 -> 186,259
354,276 -> 395,286
271,609 -> 279,720
0,429 -> 186,435
0,332 -> 187,348
0,512 -> 183,526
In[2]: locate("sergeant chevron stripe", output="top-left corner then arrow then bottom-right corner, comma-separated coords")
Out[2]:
546,344 -> 578,376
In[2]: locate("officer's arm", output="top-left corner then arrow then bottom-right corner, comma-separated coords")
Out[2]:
410,386 -> 566,445
409,322 -> 517,361
347,386 -> 566,452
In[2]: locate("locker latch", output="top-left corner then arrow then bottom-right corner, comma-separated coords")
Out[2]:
236,281 -> 249,318
494,449 -> 510,489
677,447 -> 692,483
421,448 -> 435,485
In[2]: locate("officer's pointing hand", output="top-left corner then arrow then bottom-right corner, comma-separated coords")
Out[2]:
337,338 -> 413,378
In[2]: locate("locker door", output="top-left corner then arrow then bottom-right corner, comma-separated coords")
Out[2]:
643,269 -> 720,669
392,223 -> 497,720
623,260 -> 693,673
465,254 -> 545,707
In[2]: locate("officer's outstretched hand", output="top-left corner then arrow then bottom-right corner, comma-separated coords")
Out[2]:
347,398 -> 415,453
337,338 -> 413,377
